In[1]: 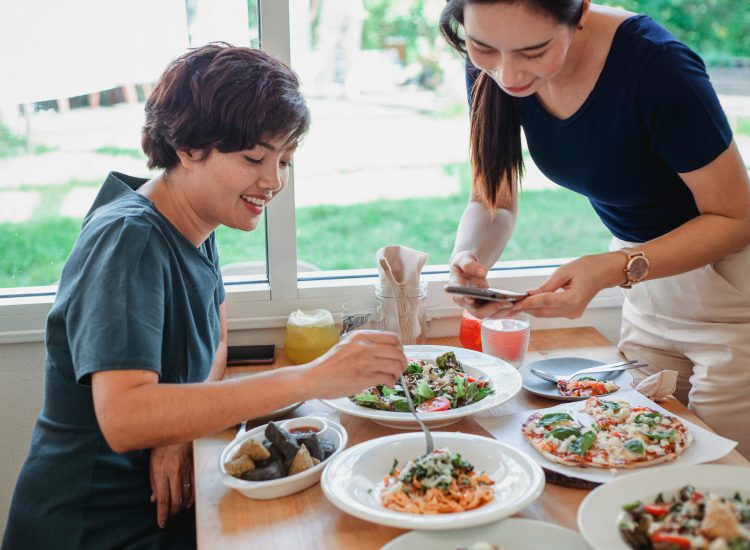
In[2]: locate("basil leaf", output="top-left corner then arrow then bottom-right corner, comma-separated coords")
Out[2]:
634,412 -> 662,426
624,439 -> 645,455
545,426 -> 582,440
599,400 -> 621,411
538,412 -> 574,427
643,430 -> 676,441
569,431 -> 597,456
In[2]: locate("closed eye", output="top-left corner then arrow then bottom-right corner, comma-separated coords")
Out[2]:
244,155 -> 263,165
521,49 -> 549,60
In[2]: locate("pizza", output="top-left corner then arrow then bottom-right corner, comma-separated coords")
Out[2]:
556,377 -> 619,398
521,397 -> 692,469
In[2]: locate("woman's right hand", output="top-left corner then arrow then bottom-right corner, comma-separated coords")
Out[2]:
302,330 -> 407,399
450,251 -> 515,318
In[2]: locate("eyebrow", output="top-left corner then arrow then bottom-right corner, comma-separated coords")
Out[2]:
258,141 -> 277,152
467,34 -> 553,52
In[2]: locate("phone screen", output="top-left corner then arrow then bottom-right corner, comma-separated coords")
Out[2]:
444,285 -> 528,303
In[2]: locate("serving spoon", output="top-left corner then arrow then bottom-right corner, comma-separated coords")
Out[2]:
400,374 -> 434,456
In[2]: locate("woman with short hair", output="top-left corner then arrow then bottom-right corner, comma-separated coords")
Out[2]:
2,43 -> 407,550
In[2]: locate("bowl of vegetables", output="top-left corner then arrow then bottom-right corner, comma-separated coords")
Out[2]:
320,345 -> 523,429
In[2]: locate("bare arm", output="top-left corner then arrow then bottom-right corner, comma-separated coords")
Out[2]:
518,141 -> 750,317
205,303 -> 228,382
92,331 -> 406,453
449,183 -> 518,316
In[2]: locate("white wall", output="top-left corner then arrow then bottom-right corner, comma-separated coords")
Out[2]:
0,309 -> 622,536
0,341 -> 46,535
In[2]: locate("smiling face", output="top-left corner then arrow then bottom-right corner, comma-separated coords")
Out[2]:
185,135 -> 296,233
464,2 -> 578,97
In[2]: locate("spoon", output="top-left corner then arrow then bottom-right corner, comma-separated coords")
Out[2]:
400,374 -> 434,455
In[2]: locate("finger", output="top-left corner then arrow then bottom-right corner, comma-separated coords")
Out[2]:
346,330 -> 402,345
533,270 -> 572,294
155,475 -> 170,528
168,471 -> 183,518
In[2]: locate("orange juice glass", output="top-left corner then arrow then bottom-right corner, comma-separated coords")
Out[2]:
284,309 -> 339,364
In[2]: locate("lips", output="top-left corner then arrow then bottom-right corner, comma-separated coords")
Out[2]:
503,81 -> 534,94
241,195 -> 267,215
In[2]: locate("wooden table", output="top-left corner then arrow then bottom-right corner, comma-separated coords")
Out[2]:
194,328 -> 749,549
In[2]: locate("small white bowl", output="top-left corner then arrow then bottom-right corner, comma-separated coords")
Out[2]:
220,416 -> 347,500
278,416 -> 329,437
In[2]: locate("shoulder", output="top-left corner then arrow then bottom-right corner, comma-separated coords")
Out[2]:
616,14 -> 703,71
77,203 -> 171,269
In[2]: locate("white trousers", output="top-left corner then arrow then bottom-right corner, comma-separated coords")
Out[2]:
612,238 -> 750,458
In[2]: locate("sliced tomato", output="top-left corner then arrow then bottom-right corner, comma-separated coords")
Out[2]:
650,532 -> 691,548
417,396 -> 451,412
691,491 -> 704,503
644,504 -> 671,517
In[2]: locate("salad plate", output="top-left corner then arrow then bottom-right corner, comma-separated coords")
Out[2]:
321,431 -> 545,531
577,464 -> 750,549
320,345 -> 522,429
382,518 -> 589,550
520,357 -> 633,402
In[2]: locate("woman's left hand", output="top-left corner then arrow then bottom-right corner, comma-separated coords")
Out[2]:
511,254 -> 624,319
149,442 -> 194,528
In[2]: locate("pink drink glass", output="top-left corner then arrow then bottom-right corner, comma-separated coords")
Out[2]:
480,315 -> 531,368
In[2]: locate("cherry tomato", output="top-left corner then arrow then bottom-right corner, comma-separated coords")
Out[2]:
417,396 -> 451,412
644,504 -> 671,517
650,532 -> 691,548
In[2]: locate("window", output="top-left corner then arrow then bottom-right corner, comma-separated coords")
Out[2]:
3,0 -> 745,341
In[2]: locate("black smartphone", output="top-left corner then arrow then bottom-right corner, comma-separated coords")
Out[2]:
227,344 -> 276,366
444,284 -> 529,303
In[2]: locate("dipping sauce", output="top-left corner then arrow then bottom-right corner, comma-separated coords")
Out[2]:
287,426 -> 320,434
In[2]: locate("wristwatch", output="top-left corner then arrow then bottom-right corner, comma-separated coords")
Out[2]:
618,248 -> 650,288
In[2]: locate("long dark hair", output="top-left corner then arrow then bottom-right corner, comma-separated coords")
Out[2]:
142,43 -> 310,170
440,0 -> 583,208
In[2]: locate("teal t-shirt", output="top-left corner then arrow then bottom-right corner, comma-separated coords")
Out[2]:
3,172 -> 224,550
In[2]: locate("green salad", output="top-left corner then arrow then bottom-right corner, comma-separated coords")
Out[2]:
350,352 -> 494,413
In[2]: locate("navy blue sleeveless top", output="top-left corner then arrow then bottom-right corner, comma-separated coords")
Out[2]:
467,15 -> 732,243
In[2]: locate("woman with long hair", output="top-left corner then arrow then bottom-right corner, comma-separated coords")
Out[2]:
440,0 -> 750,456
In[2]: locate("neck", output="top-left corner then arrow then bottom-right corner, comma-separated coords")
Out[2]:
138,171 -> 214,247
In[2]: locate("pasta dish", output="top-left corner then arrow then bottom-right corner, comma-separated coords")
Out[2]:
381,448 -> 495,514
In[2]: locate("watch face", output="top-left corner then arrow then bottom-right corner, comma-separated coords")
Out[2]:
629,256 -> 649,280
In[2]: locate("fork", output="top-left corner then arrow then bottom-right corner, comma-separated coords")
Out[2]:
530,359 -> 644,383
400,374 -> 434,456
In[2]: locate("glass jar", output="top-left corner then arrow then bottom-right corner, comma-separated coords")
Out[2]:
375,281 -> 427,344
283,309 -> 339,364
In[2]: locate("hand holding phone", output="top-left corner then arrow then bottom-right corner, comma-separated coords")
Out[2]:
444,284 -> 529,303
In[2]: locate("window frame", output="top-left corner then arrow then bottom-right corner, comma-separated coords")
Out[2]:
0,1 -> 624,344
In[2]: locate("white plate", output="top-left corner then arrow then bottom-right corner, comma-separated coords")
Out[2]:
520,357 -> 633,402
577,464 -> 750,550
320,345 -> 523,429
220,415 -> 348,500
321,431 -> 545,531
382,518 -> 590,550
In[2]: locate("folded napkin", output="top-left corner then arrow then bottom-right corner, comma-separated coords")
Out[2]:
376,245 -> 428,344
634,369 -> 678,401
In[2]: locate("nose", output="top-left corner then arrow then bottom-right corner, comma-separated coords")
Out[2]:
258,162 -> 284,193
489,54 -> 526,89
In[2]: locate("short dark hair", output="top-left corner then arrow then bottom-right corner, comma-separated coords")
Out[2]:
142,43 -> 311,170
